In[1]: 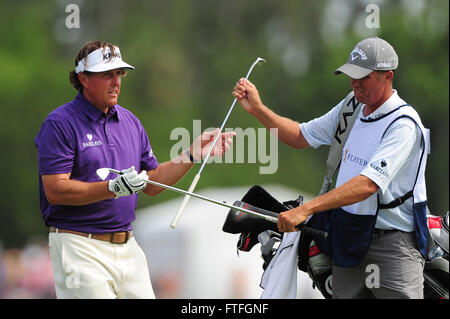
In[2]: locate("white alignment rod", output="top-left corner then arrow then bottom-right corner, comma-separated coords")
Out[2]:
170,57 -> 266,229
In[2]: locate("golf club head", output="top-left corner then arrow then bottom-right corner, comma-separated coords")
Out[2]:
96,167 -> 121,180
96,168 -> 112,180
255,57 -> 266,64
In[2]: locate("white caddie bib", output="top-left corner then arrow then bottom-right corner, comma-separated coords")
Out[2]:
335,104 -> 428,216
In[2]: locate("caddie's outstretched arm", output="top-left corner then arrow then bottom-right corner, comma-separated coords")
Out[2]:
232,78 -> 310,150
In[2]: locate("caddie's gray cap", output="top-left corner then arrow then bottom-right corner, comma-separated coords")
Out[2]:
335,37 -> 398,79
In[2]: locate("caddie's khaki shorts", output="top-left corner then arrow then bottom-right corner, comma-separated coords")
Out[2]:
332,230 -> 425,299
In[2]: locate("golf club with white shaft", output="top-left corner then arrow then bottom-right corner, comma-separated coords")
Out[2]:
96,167 -> 328,239
170,57 -> 266,229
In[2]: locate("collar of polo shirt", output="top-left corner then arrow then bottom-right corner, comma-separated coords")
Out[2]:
75,46 -> 135,74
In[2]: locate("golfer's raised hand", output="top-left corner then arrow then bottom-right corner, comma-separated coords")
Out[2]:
232,78 -> 263,115
191,129 -> 236,161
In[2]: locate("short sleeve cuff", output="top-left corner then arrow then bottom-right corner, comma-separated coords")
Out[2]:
141,152 -> 159,171
360,169 -> 388,194
299,123 -> 321,149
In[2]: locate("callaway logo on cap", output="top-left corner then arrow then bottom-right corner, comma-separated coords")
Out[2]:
75,45 -> 135,74
334,37 -> 398,79
350,47 -> 368,61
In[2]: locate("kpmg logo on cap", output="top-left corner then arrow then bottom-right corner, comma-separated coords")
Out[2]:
82,133 -> 103,148
103,51 -> 121,61
351,47 -> 368,61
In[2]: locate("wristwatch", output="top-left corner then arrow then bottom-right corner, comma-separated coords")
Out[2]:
186,149 -> 200,163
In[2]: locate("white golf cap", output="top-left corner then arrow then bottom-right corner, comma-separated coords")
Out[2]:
335,37 -> 398,79
75,45 -> 135,73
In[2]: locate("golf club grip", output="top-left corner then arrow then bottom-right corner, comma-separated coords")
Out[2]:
170,173 -> 201,228
296,224 -> 328,240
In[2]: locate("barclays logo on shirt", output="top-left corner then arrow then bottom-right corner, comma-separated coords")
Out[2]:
82,133 -> 103,148
369,160 -> 389,178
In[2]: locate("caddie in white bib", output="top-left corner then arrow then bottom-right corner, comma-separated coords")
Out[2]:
311,104 -> 429,267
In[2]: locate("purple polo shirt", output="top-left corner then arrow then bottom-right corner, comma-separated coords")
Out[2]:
34,92 -> 159,233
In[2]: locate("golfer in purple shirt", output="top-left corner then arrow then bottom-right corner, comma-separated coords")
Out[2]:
34,40 -> 235,299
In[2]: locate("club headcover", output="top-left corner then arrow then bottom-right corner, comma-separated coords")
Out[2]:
222,185 -> 303,252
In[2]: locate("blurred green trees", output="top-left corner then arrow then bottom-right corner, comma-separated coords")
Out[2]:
0,0 -> 448,248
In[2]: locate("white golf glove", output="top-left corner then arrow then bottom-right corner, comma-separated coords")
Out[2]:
108,166 -> 148,198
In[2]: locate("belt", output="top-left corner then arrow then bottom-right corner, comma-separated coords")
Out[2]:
50,227 -> 133,244
373,228 -> 398,237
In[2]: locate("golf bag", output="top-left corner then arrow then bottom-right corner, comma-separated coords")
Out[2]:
423,212 -> 449,299
222,185 -> 304,269
222,185 -> 449,299
297,231 -> 333,298
296,211 -> 449,299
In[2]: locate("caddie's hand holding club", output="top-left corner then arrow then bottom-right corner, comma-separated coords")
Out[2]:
170,57 -> 266,229
232,77 -> 265,115
277,208 -> 311,233
106,166 -> 149,198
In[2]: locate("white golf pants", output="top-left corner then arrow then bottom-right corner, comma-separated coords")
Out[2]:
48,232 -> 155,299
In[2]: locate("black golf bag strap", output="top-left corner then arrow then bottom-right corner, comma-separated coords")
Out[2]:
298,93 -> 361,272
379,190 -> 414,209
